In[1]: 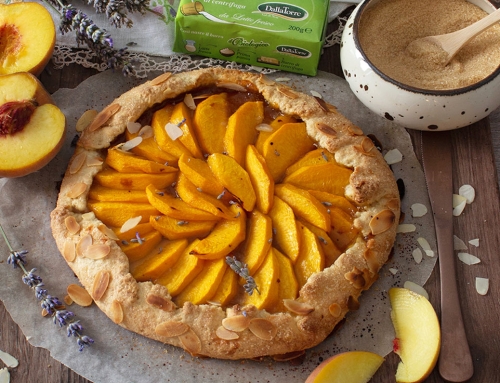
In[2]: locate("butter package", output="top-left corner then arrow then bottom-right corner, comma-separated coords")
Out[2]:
173,0 -> 330,76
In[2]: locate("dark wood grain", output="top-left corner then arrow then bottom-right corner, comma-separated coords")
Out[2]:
2,15 -> 500,382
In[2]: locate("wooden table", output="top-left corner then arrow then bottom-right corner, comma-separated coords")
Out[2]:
1,19 -> 500,383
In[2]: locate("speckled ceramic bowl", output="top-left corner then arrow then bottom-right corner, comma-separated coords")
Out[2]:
340,0 -> 500,131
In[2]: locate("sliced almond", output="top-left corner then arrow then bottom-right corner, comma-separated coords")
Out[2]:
396,224 -> 416,233
384,148 -> 403,165
453,199 -> 467,216
86,156 -> 104,167
146,293 -> 175,312
458,252 -> 481,265
88,103 -> 121,132
138,125 -> 153,139
165,122 -> 183,140
412,248 -> 423,264
155,321 -> 189,337
69,152 -> 87,174
126,121 -> 142,134
150,72 -> 172,86
216,82 -> 247,92
310,90 -> 322,99
66,182 -> 87,198
389,268 -> 399,275
469,238 -> 480,247
459,184 -> 475,204
452,193 -> 467,208
92,270 -> 110,301
184,93 -> 196,110
76,234 -> 93,257
121,136 -> 143,151
216,326 -> 239,340
0,349 -> 18,368
344,267 -> 366,289
453,235 -> 468,251
283,299 -> 314,315
110,300 -> 124,324
248,318 -> 277,341
84,243 -> 111,260
179,328 -> 202,355
222,314 -> 250,332
328,303 -> 342,317
62,240 -> 76,262
475,277 -> 489,295
347,124 -> 364,136
76,109 -> 98,132
64,215 -> 80,235
369,209 -> 396,235
274,77 -> 291,82
67,284 -> 93,307
410,203 -> 428,218
316,123 -> 337,138
417,237 -> 434,257
256,123 -> 273,132
277,87 -> 298,99
98,224 -> 119,240
120,216 -> 142,233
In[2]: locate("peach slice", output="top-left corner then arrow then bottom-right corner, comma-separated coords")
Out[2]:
305,351 -> 384,383
0,2 -> 56,76
192,93 -> 229,155
0,72 -> 65,177
389,287 -> 441,383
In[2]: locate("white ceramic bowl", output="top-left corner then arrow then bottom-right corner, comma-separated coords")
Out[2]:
340,0 -> 500,131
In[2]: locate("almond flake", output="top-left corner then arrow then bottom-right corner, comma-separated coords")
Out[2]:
84,243 -> 111,260
64,216 -> 80,235
417,237 -> 434,257
88,103 -> 121,132
216,82 -> 247,92
62,240 -> 76,262
397,223 -> 416,233
328,303 -> 342,317
458,252 -> 481,265
146,294 -> 175,312
384,148 -> 403,165
453,235 -> 468,251
126,121 -> 142,134
369,209 -> 396,235
150,72 -> 172,86
138,125 -> 153,139
98,224 -> 119,240
0,349 -> 19,368
183,94 -> 196,110
69,152 -> 87,174
452,193 -> 467,208
110,300 -> 124,324
76,109 -> 98,132
469,238 -> 480,247
216,326 -> 239,340
92,270 -> 110,301
410,203 -> 428,217
67,284 -> 93,306
310,90 -> 322,98
475,277 -> 489,295
412,248 -> 423,264
222,315 -> 250,332
0,368 -> 8,383
120,216 -> 142,233
255,123 -> 273,132
347,124 -> 364,136
76,234 -> 92,257
66,182 -> 87,198
459,184 -> 475,204
403,281 -> 429,300
274,77 -> 291,82
121,136 -> 143,151
389,268 -> 398,275
248,318 -> 277,341
179,328 -> 202,355
82,212 -> 95,220
277,87 -> 298,99
155,321 -> 189,337
165,122 -> 183,140
283,299 -> 314,315
453,200 -> 467,216
86,156 -> 104,167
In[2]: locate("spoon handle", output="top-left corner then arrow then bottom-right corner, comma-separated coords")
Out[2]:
436,8 -> 500,60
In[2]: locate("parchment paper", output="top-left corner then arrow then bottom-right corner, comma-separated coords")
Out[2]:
0,70 -> 437,383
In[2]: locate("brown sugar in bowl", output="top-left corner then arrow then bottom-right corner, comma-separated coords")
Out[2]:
339,0 -> 500,131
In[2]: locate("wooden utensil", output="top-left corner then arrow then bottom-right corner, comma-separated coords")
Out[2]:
414,7 -> 500,65
421,131 -> 474,382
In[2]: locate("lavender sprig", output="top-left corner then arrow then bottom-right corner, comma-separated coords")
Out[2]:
225,256 -> 260,296
1,223 -> 94,352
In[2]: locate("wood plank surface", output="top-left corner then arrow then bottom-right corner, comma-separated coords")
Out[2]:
1,17 -> 500,383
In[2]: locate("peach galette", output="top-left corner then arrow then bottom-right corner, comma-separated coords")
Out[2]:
51,68 -> 400,359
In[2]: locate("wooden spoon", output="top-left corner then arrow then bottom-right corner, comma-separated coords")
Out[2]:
414,7 -> 500,65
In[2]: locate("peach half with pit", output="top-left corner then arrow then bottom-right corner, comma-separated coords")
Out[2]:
0,2 -> 56,76
0,72 -> 66,178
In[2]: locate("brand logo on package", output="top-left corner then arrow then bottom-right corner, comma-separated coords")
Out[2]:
256,3 -> 309,21
277,46 -> 311,58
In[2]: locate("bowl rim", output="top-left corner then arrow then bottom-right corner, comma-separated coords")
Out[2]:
352,0 -> 500,96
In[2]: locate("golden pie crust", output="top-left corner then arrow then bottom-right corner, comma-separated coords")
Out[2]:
50,68 -> 400,360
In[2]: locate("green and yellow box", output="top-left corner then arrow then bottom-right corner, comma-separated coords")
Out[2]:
173,1 -> 330,76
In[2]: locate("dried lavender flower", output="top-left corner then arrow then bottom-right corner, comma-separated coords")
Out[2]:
225,256 -> 260,296
1,223 -> 94,352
